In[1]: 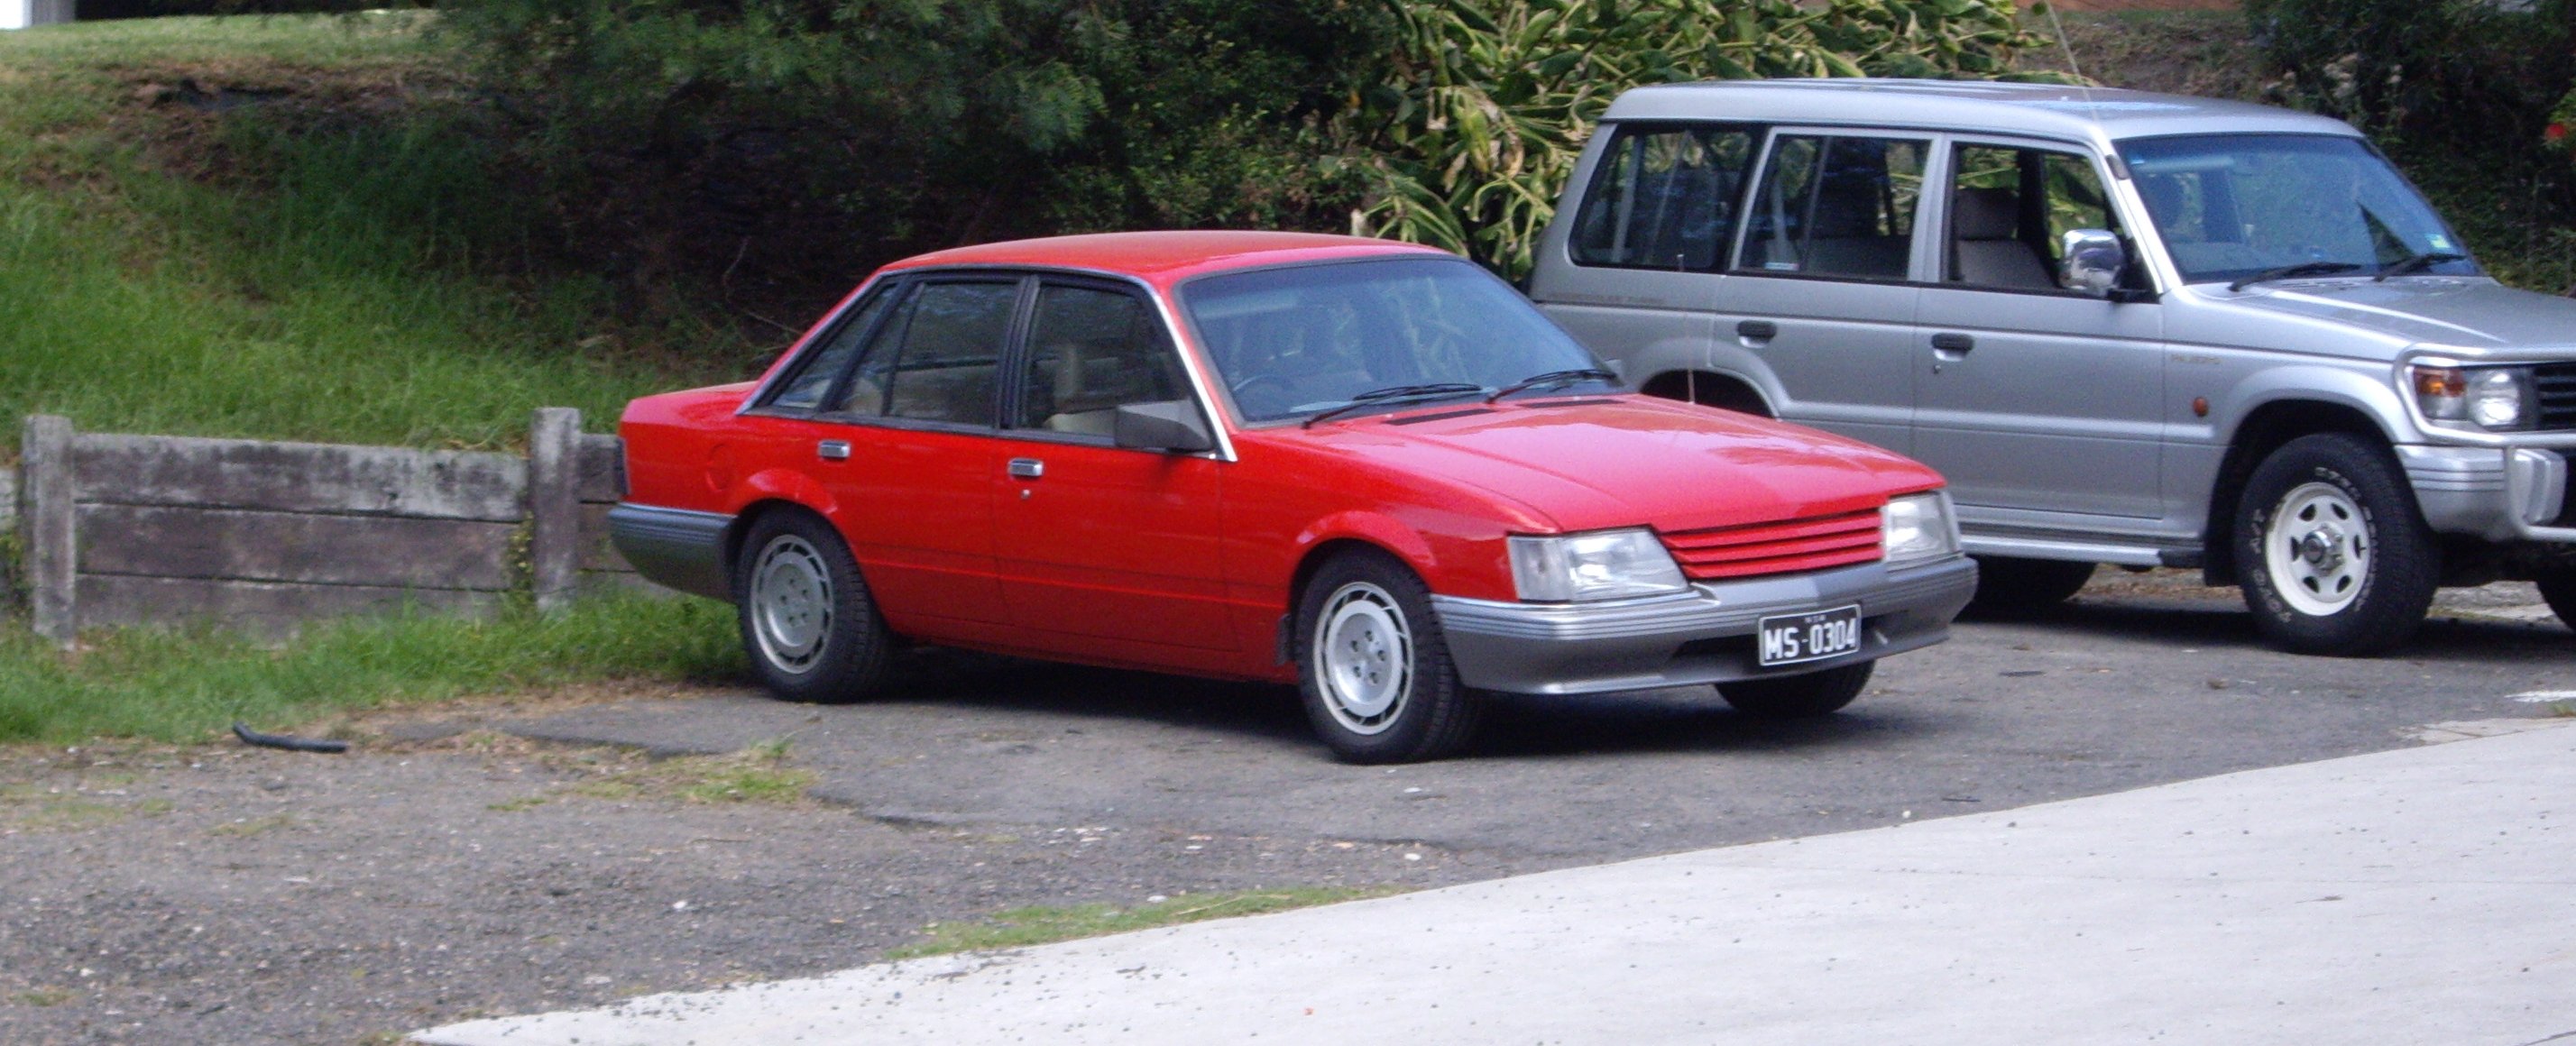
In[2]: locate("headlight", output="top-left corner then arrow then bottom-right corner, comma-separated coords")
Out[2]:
2412,364 -> 2536,432
1508,528 -> 1687,602
1881,491 -> 1960,568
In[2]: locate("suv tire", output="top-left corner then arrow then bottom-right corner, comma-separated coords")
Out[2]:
1964,556 -> 2097,618
2234,434 -> 2437,656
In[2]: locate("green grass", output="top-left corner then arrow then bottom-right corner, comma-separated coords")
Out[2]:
886,887 -> 1404,960
0,14 -> 756,451
0,594 -> 744,743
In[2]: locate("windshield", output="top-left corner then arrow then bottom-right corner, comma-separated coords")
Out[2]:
1182,257 -> 1610,424
2119,133 -> 2478,287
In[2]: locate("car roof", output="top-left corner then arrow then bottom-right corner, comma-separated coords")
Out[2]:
884,231 -> 1450,285
1603,78 -> 2358,144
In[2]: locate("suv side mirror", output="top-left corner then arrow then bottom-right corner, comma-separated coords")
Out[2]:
1113,400 -> 1217,454
2060,229 -> 2128,298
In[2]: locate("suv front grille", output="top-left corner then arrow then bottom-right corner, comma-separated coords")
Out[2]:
2535,363 -> 2576,431
1660,509 -> 1882,582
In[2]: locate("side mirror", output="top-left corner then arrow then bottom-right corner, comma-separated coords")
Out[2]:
2059,229 -> 2128,298
1113,400 -> 1217,454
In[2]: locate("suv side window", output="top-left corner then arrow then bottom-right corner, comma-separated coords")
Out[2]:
1568,124 -> 1757,271
1737,134 -> 1929,280
834,280 -> 1017,426
1947,143 -> 2121,291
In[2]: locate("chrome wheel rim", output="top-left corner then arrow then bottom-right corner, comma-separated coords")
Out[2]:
1312,581 -> 1412,735
750,535 -> 833,674
2263,481 -> 2370,618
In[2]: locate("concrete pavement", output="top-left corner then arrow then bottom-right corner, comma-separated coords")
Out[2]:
413,718 -> 2576,1045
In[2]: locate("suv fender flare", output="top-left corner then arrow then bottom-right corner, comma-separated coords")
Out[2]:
2210,365 -> 2410,448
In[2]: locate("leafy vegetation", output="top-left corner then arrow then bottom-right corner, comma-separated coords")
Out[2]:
0,595 -> 743,743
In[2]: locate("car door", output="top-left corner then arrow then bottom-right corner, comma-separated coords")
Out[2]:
773,275 -> 1017,632
1715,129 -> 1933,453
989,277 -> 1234,654
1911,139 -> 2167,523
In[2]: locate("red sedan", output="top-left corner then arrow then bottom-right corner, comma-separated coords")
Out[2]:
611,232 -> 1975,762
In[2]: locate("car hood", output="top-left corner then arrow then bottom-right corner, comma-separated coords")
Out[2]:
2217,279 -> 2576,353
1270,397 -> 1944,534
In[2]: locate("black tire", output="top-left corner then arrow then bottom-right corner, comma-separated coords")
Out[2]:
2234,433 -> 2437,656
1293,550 -> 1483,764
1963,556 -> 2097,618
2535,568 -> 2576,632
1717,661 -> 1873,719
733,510 -> 891,703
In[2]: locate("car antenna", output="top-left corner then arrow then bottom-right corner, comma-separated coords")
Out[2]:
2042,3 -> 2088,90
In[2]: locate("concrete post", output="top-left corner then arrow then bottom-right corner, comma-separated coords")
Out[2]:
23,415 -> 76,645
527,408 -> 583,614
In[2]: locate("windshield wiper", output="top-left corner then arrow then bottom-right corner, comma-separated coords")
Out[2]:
1302,383 -> 1491,427
1485,368 -> 1620,404
2227,262 -> 2362,292
2375,251 -> 2469,281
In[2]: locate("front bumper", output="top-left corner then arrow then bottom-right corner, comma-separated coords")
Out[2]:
2400,445 -> 2576,543
1431,555 -> 1977,697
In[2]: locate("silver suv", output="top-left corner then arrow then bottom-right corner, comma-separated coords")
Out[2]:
1528,78 -> 2576,656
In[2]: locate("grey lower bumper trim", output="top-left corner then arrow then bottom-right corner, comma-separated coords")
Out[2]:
2404,445 -> 2576,543
1432,555 -> 1977,697
607,503 -> 734,601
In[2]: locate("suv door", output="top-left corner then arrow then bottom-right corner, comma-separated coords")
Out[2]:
1912,139 -> 2167,524
1717,130 -> 1934,452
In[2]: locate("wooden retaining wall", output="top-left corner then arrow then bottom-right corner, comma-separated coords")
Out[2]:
12,408 -> 637,641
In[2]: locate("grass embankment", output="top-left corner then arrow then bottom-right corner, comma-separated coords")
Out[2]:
0,16 -> 767,742
0,14 -> 753,450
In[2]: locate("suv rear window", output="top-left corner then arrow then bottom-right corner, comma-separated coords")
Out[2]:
1567,124 -> 1757,271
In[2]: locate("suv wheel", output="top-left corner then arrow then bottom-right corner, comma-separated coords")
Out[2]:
2234,434 -> 2437,656
2535,569 -> 2576,632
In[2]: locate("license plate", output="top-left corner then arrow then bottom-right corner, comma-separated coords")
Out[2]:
1756,604 -> 1863,666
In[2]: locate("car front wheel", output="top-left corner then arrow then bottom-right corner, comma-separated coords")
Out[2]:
1294,551 -> 1482,764
1717,661 -> 1872,719
2234,433 -> 2436,656
735,510 -> 891,702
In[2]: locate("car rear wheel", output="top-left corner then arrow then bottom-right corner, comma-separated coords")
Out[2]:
1295,551 -> 1482,764
1717,661 -> 1872,719
2235,433 -> 2436,656
736,510 -> 890,703
1963,556 -> 2097,618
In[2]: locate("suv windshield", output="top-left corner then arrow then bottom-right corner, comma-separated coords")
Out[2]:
1183,257 -> 1609,424
2119,133 -> 2478,288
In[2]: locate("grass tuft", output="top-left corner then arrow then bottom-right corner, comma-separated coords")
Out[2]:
886,887 -> 1404,960
0,594 -> 743,744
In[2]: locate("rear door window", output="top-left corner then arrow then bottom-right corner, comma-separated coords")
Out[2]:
1736,133 -> 1930,281
835,280 -> 1017,427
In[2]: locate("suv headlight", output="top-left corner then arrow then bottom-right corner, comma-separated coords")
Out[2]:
1882,491 -> 1960,568
2412,363 -> 2537,432
1508,528 -> 1688,602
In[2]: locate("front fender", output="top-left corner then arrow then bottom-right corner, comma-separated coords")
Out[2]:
2215,364 -> 2410,445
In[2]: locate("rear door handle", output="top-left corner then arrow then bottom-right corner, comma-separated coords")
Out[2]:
1929,332 -> 1976,354
1736,320 -> 1779,341
816,440 -> 851,461
1007,457 -> 1044,480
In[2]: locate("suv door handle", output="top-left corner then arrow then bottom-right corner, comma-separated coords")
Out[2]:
1929,332 -> 1976,354
1736,320 -> 1779,341
1007,457 -> 1044,480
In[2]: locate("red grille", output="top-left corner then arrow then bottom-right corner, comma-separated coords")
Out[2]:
1660,509 -> 1882,581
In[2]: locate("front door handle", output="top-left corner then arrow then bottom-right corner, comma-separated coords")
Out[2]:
816,440 -> 851,461
1007,457 -> 1044,480
1736,319 -> 1780,341
1929,332 -> 1976,354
